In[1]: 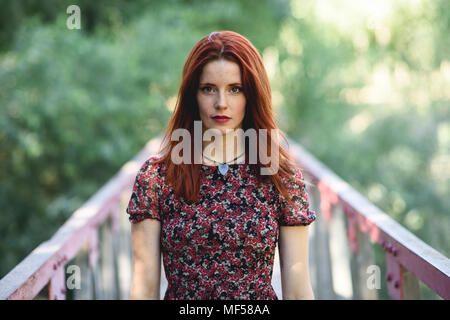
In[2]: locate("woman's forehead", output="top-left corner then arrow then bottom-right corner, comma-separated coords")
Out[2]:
199,59 -> 242,84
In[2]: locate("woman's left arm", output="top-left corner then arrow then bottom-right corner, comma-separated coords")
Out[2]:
278,225 -> 315,300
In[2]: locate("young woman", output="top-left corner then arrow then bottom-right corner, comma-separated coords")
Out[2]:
126,31 -> 317,300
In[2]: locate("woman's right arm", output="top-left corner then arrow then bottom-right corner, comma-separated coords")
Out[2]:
130,218 -> 161,299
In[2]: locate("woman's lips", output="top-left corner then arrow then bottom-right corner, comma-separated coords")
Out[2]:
212,116 -> 230,123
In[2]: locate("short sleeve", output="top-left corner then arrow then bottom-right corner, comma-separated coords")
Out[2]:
279,167 -> 317,226
126,158 -> 161,223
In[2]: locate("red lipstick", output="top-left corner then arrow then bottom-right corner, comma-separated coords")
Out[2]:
212,115 -> 231,123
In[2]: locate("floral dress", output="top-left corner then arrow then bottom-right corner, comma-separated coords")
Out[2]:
126,156 -> 317,300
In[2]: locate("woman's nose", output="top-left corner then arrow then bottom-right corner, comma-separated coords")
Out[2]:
214,91 -> 227,109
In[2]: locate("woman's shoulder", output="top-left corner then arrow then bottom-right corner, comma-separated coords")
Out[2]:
135,155 -> 165,182
147,155 -> 164,167
280,165 -> 305,186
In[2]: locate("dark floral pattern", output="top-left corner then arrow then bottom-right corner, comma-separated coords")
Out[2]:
126,156 -> 316,300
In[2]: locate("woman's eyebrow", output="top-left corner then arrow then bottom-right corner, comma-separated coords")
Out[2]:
199,82 -> 242,86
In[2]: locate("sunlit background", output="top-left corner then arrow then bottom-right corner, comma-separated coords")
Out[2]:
0,0 -> 448,299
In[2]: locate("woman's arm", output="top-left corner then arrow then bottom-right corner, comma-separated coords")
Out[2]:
278,225 -> 315,300
130,218 -> 161,299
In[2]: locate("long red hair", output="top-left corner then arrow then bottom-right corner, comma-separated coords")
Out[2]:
152,31 -> 304,206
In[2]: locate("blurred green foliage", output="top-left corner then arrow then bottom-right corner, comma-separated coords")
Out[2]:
272,0 -> 449,299
274,0 -> 449,257
0,0 -> 289,278
0,0 -> 448,299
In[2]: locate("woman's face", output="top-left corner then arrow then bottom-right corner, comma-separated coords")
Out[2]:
197,59 -> 246,135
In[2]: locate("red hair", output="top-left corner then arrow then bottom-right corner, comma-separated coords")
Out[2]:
153,31 -> 304,205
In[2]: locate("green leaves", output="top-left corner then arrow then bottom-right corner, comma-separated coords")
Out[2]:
0,0 -> 289,279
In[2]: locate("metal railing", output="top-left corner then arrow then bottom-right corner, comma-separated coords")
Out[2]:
0,137 -> 161,300
0,135 -> 448,300
289,140 -> 450,300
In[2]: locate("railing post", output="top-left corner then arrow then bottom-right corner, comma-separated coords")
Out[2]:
343,204 -> 359,255
72,241 -> 93,299
342,203 -> 378,300
385,249 -> 421,300
401,266 -> 421,299
109,206 -> 122,299
307,176 -> 335,299
328,205 -> 353,299
117,192 -> 134,299
97,210 -> 121,299
49,264 -> 66,300
349,228 -> 378,300
88,229 -> 101,299
385,252 -> 403,299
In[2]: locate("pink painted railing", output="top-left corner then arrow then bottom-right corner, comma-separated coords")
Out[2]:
288,139 -> 450,300
0,138 -> 162,300
0,135 -> 448,299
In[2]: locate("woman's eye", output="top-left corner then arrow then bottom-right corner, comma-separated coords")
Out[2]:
200,86 -> 242,94
201,86 -> 213,93
231,86 -> 242,94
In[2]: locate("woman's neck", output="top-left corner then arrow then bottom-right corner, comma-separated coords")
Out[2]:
202,130 -> 245,165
